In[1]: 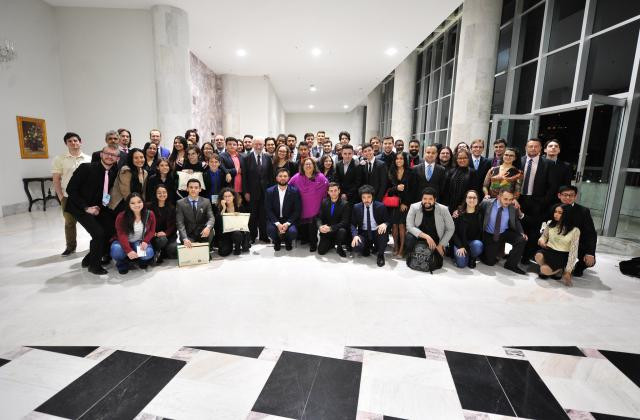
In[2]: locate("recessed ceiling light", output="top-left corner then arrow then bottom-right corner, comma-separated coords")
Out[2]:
236,49 -> 247,57
309,85 -> 317,92
343,105 -> 349,109
385,47 -> 397,56
308,104 -> 315,109
311,48 -> 322,56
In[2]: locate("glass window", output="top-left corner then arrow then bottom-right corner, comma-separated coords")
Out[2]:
424,47 -> 433,74
445,25 -> 458,62
491,73 -> 507,114
548,0 -> 586,51
422,104 -> 429,133
593,0 -> 640,33
439,97 -> 451,129
434,38 -> 444,69
443,62 -> 454,96
518,5 -> 545,64
416,51 -> 423,82
496,26 -> 512,73
437,130 -> 448,143
501,0 -> 516,25
427,105 -> 438,132
427,132 -> 436,143
430,69 -> 441,103
523,0 -> 541,12
582,21 -> 640,99
514,61 -> 537,113
541,45 -> 578,108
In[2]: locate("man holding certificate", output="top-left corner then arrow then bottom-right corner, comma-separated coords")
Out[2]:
176,179 -> 215,253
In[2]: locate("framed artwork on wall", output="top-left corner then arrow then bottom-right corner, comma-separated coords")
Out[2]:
16,116 -> 48,159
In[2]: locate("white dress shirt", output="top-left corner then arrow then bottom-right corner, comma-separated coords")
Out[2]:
523,155 -> 540,196
278,186 -> 287,219
361,205 -> 378,231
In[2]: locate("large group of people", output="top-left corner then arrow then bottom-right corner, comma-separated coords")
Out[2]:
52,128 -> 597,286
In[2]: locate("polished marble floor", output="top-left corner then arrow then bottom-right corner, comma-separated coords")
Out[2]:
1,210 -> 639,419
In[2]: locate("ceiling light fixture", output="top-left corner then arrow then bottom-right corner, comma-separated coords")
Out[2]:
311,48 -> 322,57
385,47 -> 397,56
308,104 -> 315,109
343,105 -> 349,109
309,85 -> 317,92
236,49 -> 247,57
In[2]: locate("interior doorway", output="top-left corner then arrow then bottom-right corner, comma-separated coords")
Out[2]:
537,109 -> 586,183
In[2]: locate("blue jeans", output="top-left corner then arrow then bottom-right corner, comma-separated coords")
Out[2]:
110,240 -> 154,271
453,240 -> 483,268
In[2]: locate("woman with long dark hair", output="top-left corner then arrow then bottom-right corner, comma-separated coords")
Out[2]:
146,158 -> 177,204
272,144 -> 296,181
535,204 -> 581,286
216,187 -> 250,256
110,193 -> 156,274
169,136 -> 188,171
109,148 -> 148,213
147,185 -> 177,264
319,154 -> 336,182
483,147 -> 522,200
386,153 -> 411,257
142,142 -> 159,177
451,190 -> 484,268
443,149 -> 476,213
201,142 -> 215,163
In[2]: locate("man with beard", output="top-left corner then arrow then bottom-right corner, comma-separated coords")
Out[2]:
405,187 -> 454,271
407,139 -> 422,168
287,134 -> 298,162
265,168 -> 301,251
350,184 -> 389,267
370,136 -> 382,156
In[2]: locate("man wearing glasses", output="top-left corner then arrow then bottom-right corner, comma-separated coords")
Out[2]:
66,144 -> 120,275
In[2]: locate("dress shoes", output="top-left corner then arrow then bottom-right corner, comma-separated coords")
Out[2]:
61,248 -> 75,257
336,246 -> 347,257
81,255 -> 90,267
467,257 -> 477,268
309,244 -> 317,252
377,255 -> 385,267
273,241 -> 282,251
285,241 -> 293,251
88,266 -> 108,275
505,263 -> 526,275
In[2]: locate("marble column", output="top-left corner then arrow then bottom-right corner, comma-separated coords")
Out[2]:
151,5 -> 192,139
390,51 -> 417,141
365,85 -> 382,144
348,105 -> 366,144
449,0 -> 502,143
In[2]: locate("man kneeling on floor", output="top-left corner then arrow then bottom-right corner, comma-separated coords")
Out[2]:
176,179 -> 215,253
351,184 -> 389,267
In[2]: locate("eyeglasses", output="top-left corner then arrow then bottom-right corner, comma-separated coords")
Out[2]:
560,193 -> 576,197
102,152 -> 120,158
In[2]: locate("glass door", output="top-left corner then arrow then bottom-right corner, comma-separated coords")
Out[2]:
576,94 -> 626,233
490,114 -> 539,154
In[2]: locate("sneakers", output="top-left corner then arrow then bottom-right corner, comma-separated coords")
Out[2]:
61,248 -> 75,257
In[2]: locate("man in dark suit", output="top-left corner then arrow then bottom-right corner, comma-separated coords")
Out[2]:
470,139 -> 492,197
491,138 -> 507,167
91,130 -> 127,170
555,185 -> 597,277
351,184 -> 389,267
335,144 -> 362,205
544,139 -> 573,195
243,137 -> 274,243
411,144 -> 447,203
317,182 -> 351,257
480,189 -> 527,274
360,144 -> 387,202
219,137 -> 246,195
66,145 -> 120,275
265,168 -> 301,251
376,136 -> 396,169
519,138 -> 553,263
407,139 -> 422,168
175,179 -> 215,248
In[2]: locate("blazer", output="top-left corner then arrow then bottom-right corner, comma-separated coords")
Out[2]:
272,161 -> 298,181
520,155 -> 552,200
316,197 -> 351,232
202,169 -> 228,199
219,151 -> 246,190
387,168 -> 412,206
175,196 -> 215,241
66,162 -> 118,217
350,201 -> 389,237
471,156 -> 492,195
407,153 -> 422,168
243,151 -> 274,198
406,202 -> 455,247
335,159 -> 362,203
548,159 -> 573,194
265,184 -> 302,226
108,165 -> 149,210
114,209 -> 156,253
360,159 -> 388,201
376,151 -> 396,169
480,198 -> 524,235
411,162 -> 447,203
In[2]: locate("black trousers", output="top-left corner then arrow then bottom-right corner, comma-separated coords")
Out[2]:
482,230 -> 526,268
248,191 -> 268,241
75,208 -> 115,270
519,195 -> 546,261
353,229 -> 388,257
318,227 -> 348,254
218,231 -> 249,256
299,220 -> 319,247
404,233 -> 421,254
151,235 -> 178,259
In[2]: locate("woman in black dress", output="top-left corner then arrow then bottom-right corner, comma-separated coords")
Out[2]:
147,184 -> 177,263
146,158 -> 177,204
319,154 -> 336,182
443,148 -> 476,213
387,153 -> 411,257
142,142 -> 159,177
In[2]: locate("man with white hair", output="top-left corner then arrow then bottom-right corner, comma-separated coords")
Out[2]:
243,137 -> 274,243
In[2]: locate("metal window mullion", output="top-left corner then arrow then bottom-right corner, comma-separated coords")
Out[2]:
587,14 -> 640,40
572,0 -> 595,103
504,0 -> 524,114
532,0 -> 551,111
521,0 -> 546,16
543,40 -> 581,57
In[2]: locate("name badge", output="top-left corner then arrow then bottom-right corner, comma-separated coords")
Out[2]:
210,195 -> 218,205
102,193 -> 111,206
136,245 -> 147,258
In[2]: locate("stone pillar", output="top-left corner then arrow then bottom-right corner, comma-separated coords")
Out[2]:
449,0 -> 502,143
151,5 -> 192,139
365,85 -> 382,144
348,105 -> 366,145
221,74 -> 240,136
390,51 -> 417,141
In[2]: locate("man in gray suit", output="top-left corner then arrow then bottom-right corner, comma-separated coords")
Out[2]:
480,188 -> 527,274
176,178 -> 215,249
406,187 -> 455,268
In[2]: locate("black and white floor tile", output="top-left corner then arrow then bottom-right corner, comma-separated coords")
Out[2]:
1,345 -> 639,419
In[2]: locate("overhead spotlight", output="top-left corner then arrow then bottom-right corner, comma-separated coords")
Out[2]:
385,47 -> 397,56
308,104 -> 315,109
343,105 -> 349,109
236,49 -> 247,57
310,85 -> 317,92
311,48 -> 322,56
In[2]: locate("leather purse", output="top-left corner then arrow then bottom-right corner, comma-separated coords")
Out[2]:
382,190 -> 400,208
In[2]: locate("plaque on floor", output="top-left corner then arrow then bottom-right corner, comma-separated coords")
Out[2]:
177,242 -> 210,267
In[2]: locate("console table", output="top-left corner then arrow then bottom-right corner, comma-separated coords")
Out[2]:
22,177 -> 60,212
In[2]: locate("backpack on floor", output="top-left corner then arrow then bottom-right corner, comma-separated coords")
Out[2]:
619,257 -> 640,278
407,243 -> 442,273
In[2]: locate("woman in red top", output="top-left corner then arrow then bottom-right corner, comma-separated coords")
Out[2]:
110,193 -> 156,274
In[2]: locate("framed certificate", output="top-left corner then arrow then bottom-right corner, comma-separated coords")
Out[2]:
177,242 -> 210,267
222,213 -> 250,233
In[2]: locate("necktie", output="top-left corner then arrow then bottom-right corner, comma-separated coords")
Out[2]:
191,200 -> 197,217
474,159 -> 479,170
103,170 -> 109,196
257,154 -> 261,166
523,158 -> 533,195
368,162 -> 372,175
426,164 -> 433,181
493,207 -> 503,242
330,202 -> 335,217
365,205 -> 372,240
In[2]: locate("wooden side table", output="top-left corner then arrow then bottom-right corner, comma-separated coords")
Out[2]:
22,177 -> 60,212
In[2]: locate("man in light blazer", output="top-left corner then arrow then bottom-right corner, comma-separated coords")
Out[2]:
176,178 -> 215,249
265,168 -> 301,251
479,188 -> 527,274
405,187 -> 455,269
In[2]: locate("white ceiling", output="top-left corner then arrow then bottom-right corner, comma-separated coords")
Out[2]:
45,0 -> 461,113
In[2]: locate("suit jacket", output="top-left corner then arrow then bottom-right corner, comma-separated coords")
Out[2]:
65,162 -> 118,217
350,201 -> 389,237
405,202 -> 455,247
176,196 -> 215,241
316,197 -> 351,232
360,159 -> 387,201
219,151 -> 246,190
376,151 -> 396,169
548,159 -> 573,194
480,198 -> 524,235
243,151 -> 274,198
521,155 -> 552,200
335,159 -> 362,203
471,156 -> 492,195
265,184 -> 301,226
411,162 -> 447,203
407,153 -> 422,168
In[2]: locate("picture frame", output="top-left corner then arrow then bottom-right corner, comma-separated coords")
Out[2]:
16,116 -> 48,159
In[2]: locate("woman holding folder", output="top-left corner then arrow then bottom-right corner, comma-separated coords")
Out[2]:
216,188 -> 250,256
